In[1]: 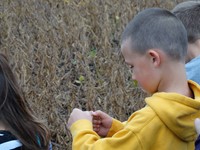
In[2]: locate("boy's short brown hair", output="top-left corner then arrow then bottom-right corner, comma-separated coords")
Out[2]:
121,8 -> 187,62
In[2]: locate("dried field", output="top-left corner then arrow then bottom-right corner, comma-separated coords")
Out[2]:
0,0 -> 186,149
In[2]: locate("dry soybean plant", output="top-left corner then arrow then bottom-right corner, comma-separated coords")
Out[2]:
0,0 -> 185,149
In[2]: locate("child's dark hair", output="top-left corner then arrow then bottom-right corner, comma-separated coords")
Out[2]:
121,8 -> 187,62
172,1 -> 200,43
0,53 -> 50,150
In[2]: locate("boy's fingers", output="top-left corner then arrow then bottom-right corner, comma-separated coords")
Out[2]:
93,118 -> 101,123
92,115 -> 101,123
93,116 -> 100,119
195,118 -> 200,135
93,124 -> 100,128
93,127 -> 100,132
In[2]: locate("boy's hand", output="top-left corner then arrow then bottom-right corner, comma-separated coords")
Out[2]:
67,108 -> 92,129
92,110 -> 112,137
195,118 -> 200,135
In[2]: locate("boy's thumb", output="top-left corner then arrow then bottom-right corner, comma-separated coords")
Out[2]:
92,110 -> 104,117
195,118 -> 200,135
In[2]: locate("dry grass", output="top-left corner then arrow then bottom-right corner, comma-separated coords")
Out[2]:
0,0 -> 186,149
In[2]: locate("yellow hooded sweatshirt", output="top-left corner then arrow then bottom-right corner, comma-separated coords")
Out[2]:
70,81 -> 200,150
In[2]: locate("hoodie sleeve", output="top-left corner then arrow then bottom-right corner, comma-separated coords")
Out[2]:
107,118 -> 126,137
70,119 -> 142,150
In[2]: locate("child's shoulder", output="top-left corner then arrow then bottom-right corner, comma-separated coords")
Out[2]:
126,106 -> 159,131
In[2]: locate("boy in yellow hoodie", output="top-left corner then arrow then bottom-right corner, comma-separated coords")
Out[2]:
67,8 -> 200,150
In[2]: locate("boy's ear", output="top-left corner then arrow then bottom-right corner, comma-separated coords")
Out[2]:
147,49 -> 161,67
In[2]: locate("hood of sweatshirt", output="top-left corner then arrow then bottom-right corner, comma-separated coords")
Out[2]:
146,80 -> 200,142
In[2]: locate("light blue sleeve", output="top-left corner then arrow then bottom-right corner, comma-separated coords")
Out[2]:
185,56 -> 200,85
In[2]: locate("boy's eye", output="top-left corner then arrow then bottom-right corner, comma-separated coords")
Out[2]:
129,65 -> 134,69
128,65 -> 134,73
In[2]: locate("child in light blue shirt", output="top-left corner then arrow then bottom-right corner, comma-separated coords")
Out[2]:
172,1 -> 200,149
